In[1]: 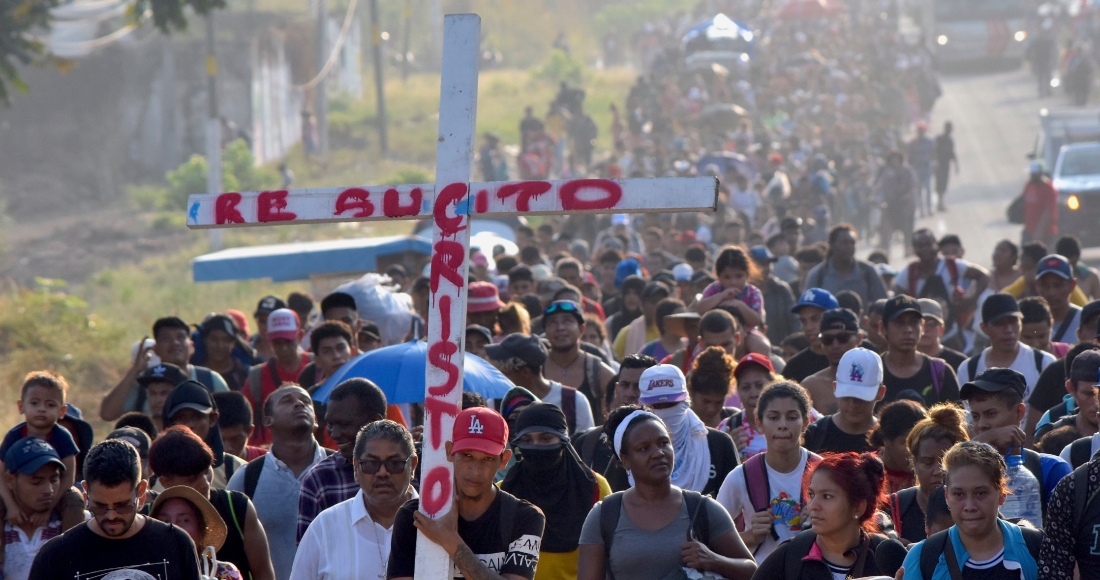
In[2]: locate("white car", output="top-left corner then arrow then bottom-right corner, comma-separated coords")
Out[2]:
1053,142 -> 1100,243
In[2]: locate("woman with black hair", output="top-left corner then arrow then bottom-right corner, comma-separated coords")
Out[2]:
578,406 -> 756,580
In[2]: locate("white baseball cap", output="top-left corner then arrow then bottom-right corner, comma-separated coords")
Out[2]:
834,348 -> 883,401
265,308 -> 301,342
639,364 -> 688,405
672,263 -> 694,282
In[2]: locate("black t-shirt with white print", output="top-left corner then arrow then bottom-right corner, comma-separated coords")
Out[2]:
29,518 -> 200,580
387,490 -> 546,580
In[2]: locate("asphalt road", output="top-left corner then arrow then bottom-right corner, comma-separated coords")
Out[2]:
890,63 -> 1055,268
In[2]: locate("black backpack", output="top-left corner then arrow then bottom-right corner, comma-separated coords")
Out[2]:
598,490 -> 709,580
1068,437 -> 1098,469
242,447 -> 335,499
918,526 -> 1042,580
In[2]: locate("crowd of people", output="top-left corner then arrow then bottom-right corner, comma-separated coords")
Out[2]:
7,2 -> 1100,580
16,205 -> 1100,580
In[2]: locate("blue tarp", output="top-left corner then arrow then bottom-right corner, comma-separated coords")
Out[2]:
191,235 -> 432,282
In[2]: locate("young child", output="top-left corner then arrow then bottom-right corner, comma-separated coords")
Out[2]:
695,245 -> 765,328
716,381 -> 820,562
0,372 -> 78,523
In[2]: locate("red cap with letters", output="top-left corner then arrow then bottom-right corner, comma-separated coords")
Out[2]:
451,407 -> 509,456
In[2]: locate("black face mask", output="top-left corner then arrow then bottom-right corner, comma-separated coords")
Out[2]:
517,443 -> 565,472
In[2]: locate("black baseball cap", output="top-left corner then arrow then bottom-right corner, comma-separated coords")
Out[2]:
484,334 -> 548,369
466,324 -> 493,344
1082,300 -> 1100,331
982,293 -> 1022,325
820,308 -> 860,332
883,295 -> 922,322
4,437 -> 65,475
106,427 -> 151,459
360,320 -> 382,342
163,380 -> 216,424
960,368 -> 1027,400
137,363 -> 188,388
255,295 -> 288,316
1070,350 -> 1100,383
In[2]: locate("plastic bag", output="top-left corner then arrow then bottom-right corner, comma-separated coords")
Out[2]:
335,273 -> 414,346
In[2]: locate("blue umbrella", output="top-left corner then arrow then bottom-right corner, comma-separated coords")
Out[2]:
312,340 -> 515,404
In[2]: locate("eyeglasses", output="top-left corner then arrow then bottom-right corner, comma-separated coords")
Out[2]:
358,456 -> 412,474
87,499 -> 139,517
544,301 -> 581,317
819,332 -> 855,346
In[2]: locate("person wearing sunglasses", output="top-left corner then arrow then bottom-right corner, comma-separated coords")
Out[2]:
801,308 -> 865,416
29,439 -> 203,580
291,420 -> 417,580
881,295 -> 960,407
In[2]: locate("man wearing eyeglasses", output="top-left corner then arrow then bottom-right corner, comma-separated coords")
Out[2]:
881,295 -> 960,407
29,439 -> 202,580
291,420 -> 417,580
801,308 -> 864,416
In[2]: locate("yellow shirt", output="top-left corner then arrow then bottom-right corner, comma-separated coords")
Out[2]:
533,473 -> 613,580
612,324 -> 660,360
1003,276 -> 1088,306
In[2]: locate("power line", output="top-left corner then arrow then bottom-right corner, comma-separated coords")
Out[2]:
294,0 -> 359,90
40,9 -> 150,51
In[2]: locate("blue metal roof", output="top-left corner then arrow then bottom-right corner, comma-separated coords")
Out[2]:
191,235 -> 432,282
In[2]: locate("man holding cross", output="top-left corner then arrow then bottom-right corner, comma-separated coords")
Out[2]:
387,407 -> 545,580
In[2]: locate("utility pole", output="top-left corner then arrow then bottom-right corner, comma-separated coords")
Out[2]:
370,0 -> 388,154
205,13 -> 223,250
316,0 -> 329,157
401,0 -> 412,80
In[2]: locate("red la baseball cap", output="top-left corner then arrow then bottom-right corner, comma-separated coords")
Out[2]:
451,407 -> 509,457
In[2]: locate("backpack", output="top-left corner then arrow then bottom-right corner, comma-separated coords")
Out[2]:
561,385 -> 578,435
599,490 -> 709,580
811,260 -> 879,299
739,451 -> 822,554
887,487 -> 919,540
242,447 -> 336,499
918,526 -> 1043,580
784,529 -> 874,579
929,357 -> 947,399
1071,460 -> 1100,536
1069,436 -> 1097,469
966,348 -> 1045,385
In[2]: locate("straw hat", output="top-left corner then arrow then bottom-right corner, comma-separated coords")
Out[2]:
151,486 -> 228,551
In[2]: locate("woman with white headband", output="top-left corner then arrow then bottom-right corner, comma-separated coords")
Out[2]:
577,405 -> 756,580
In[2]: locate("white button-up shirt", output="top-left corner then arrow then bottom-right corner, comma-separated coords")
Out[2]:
289,488 -> 418,580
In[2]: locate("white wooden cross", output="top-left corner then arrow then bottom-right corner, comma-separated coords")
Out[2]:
186,13 -> 717,579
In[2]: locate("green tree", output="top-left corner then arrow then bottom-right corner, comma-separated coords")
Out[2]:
0,0 -> 60,105
1,0 -> 225,106
165,139 -> 277,209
